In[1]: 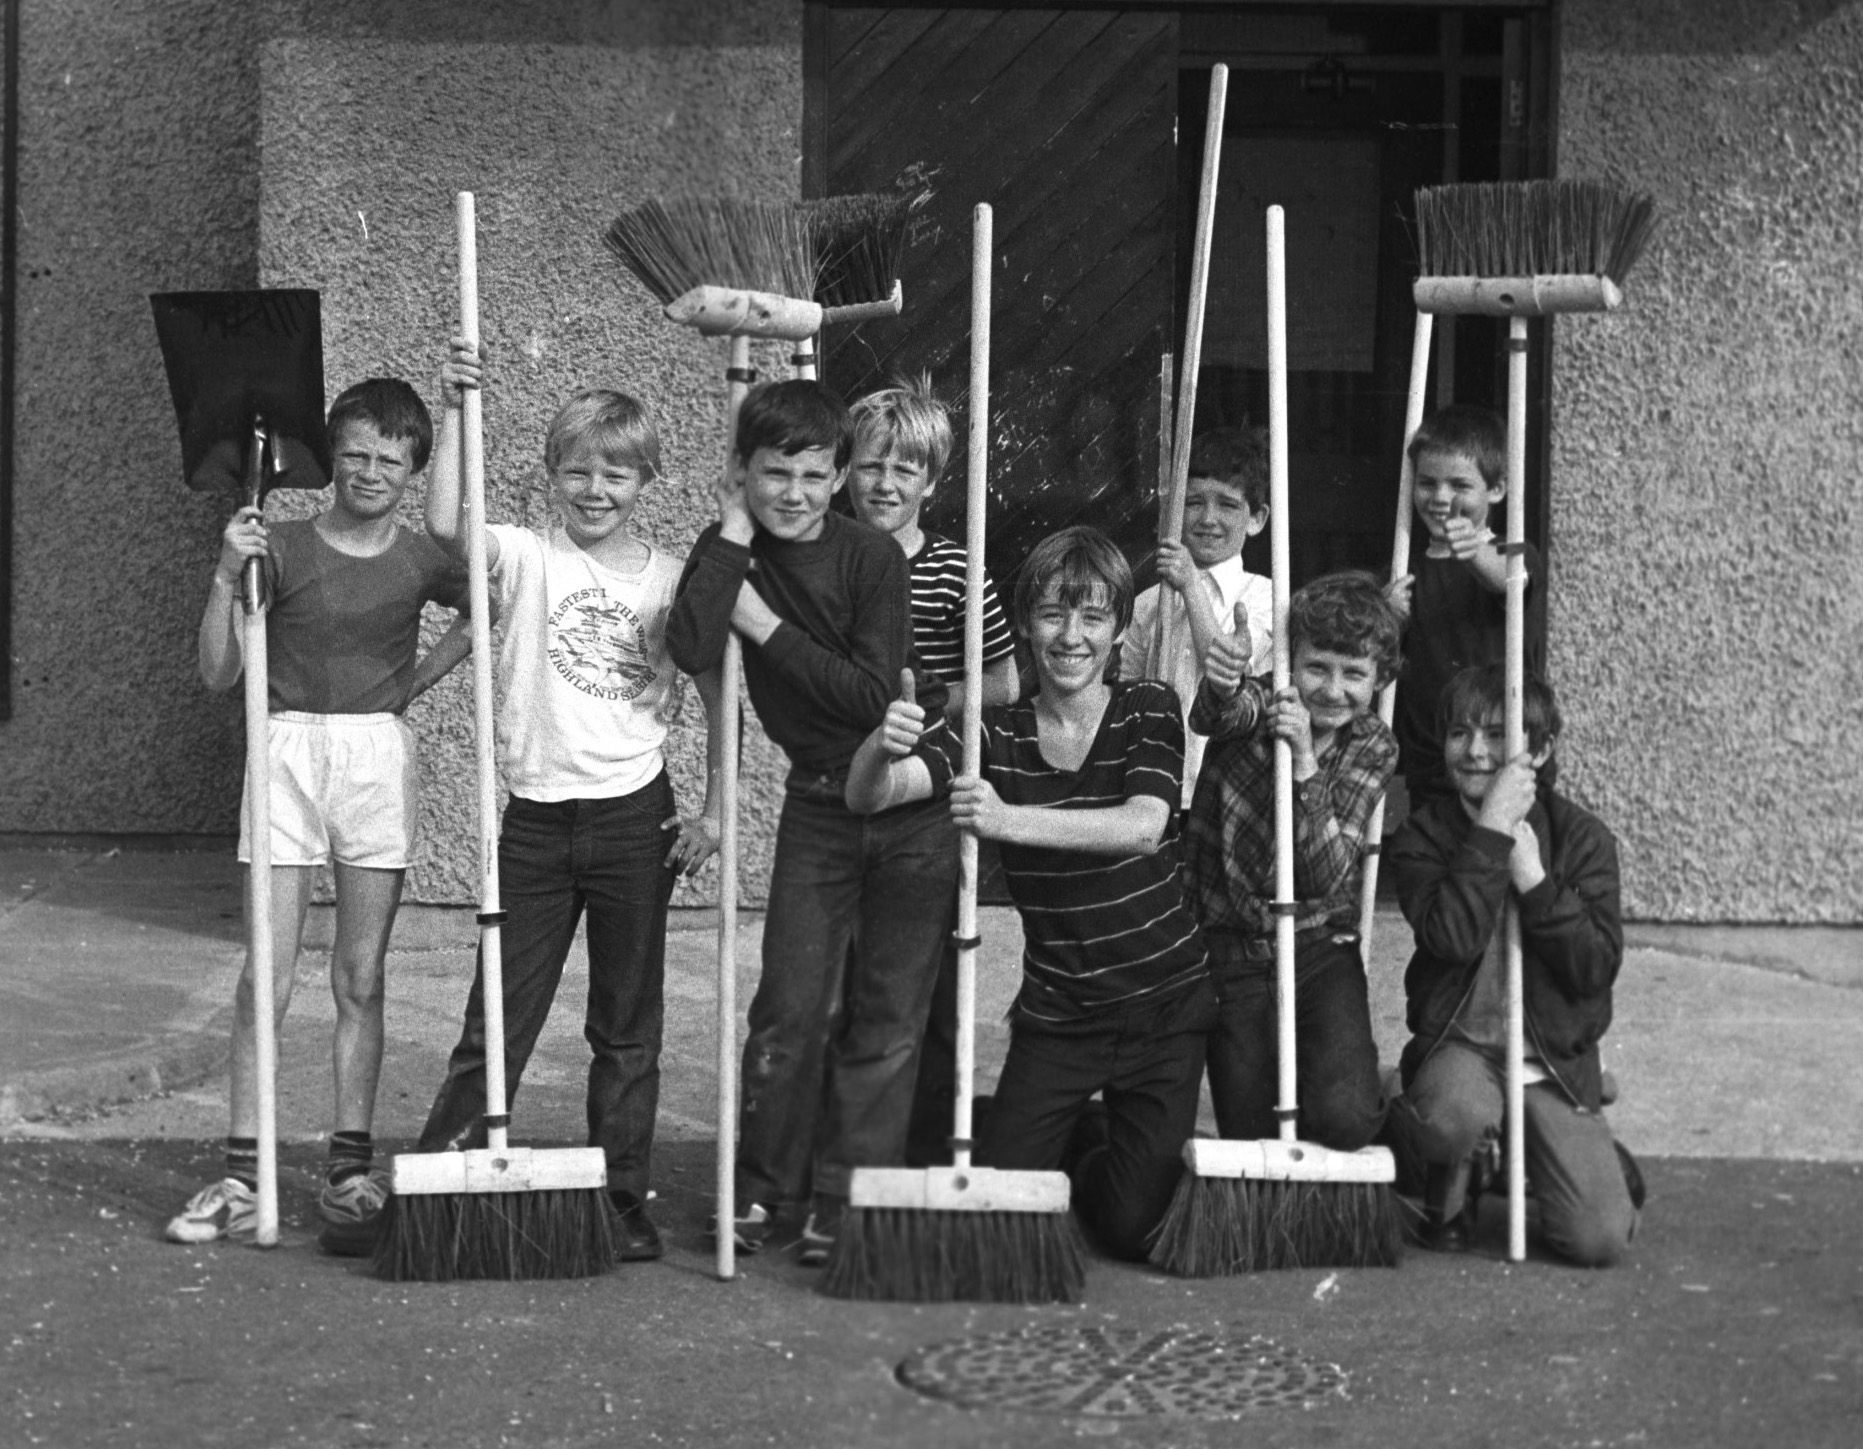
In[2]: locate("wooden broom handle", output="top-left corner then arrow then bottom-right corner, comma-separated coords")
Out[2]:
1266,205 -> 1298,1145
1356,310 -> 1434,948
1154,63 -> 1228,670
1504,313 -> 1529,1261
953,202 -> 991,1174
714,334 -> 753,1283
456,192 -> 509,1156
241,418 -> 278,1246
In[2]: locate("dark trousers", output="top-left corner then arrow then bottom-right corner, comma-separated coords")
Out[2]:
980,980 -> 1217,1261
418,777 -> 676,1199
737,772 -> 957,1209
1391,1040 -> 1635,1266
1206,931 -> 1385,1151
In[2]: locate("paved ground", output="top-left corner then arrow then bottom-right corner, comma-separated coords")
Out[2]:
3,844 -> 1862,1447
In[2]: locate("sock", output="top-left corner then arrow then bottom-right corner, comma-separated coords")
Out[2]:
225,1137 -> 259,1191
326,1130 -> 374,1186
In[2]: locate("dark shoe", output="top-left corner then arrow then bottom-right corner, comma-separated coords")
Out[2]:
797,1194 -> 846,1268
609,1192 -> 664,1262
1614,1140 -> 1647,1212
709,1201 -> 773,1255
1421,1161 -> 1476,1253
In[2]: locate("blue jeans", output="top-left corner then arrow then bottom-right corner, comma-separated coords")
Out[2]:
417,775 -> 676,1199
1205,931 -> 1385,1151
980,979 -> 1217,1261
737,769 -> 957,1209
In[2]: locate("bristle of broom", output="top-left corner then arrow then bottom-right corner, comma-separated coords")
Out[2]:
818,1205 -> 1086,1304
372,1188 -> 618,1282
1147,1176 -> 1408,1277
604,197 -> 817,306
801,189 -> 926,309
1414,179 -> 1657,283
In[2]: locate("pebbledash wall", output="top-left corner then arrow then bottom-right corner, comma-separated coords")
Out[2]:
1,0 -> 1858,922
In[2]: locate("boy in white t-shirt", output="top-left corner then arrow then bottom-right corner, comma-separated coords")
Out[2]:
1121,427 -> 1273,809
414,338 -> 724,1260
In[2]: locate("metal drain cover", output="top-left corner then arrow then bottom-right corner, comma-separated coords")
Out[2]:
896,1325 -> 1347,1418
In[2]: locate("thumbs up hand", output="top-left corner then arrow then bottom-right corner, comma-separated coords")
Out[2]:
880,667 -> 928,758
1203,608 -> 1253,697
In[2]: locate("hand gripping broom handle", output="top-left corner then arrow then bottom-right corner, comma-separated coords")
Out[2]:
241,416 -> 280,1246
1154,63 -> 1228,670
714,334 -> 753,1282
1266,206 -> 1299,1145
1504,314 -> 1529,1262
953,202 -> 991,1174
456,192 -> 511,1157
1356,311 -> 1434,949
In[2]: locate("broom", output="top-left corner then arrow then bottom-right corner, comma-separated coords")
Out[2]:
794,188 -> 922,377
1411,177 -> 1655,1261
1152,63 -> 1227,672
1354,310 -> 1434,955
374,192 -> 615,1281
1148,206 -> 1404,1277
819,202 -> 1083,1304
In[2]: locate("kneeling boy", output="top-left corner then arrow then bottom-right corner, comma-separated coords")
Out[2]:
1183,570 -> 1400,1151
846,526 -> 1213,1260
1386,666 -> 1638,1266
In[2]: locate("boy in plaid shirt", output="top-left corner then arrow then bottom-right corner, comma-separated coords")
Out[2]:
1183,570 -> 1401,1150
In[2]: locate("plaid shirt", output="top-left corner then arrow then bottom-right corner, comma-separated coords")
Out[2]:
1183,677 -> 1397,944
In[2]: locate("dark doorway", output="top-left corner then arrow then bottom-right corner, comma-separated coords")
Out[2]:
803,2 -> 1554,599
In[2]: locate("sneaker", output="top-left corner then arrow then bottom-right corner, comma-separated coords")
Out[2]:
797,1198 -> 845,1268
165,1177 -> 257,1244
710,1201 -> 773,1255
609,1192 -> 664,1263
316,1170 -> 388,1257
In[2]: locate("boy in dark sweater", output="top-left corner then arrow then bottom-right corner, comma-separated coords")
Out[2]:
845,526 -> 1214,1260
1387,405 -> 1545,807
1386,666 -> 1639,1265
666,380 -> 951,1264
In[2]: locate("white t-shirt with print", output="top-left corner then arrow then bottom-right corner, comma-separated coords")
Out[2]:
489,524 -> 684,801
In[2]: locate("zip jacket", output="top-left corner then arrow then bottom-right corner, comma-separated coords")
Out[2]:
1389,789 -> 1624,1111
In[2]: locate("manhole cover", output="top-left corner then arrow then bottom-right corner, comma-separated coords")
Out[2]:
896,1325 -> 1348,1418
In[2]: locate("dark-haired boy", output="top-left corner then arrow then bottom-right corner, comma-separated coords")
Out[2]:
1123,427 -> 1273,809
846,525 -> 1214,1261
1183,570 -> 1401,1151
167,379 -> 471,1251
667,379 -> 951,1263
1388,404 -> 1545,808
1385,666 -> 1638,1265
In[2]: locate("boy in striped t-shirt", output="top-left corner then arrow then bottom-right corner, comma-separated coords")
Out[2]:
846,526 -> 1214,1260
846,379 -> 1020,1166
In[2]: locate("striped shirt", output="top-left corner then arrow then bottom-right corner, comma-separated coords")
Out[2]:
932,679 -> 1209,1023
1183,678 -> 1398,944
907,534 -> 1016,687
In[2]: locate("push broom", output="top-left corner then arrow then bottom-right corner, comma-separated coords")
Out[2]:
1353,311 -> 1434,967
1149,206 -> 1404,1277
1152,63 -> 1227,671
151,288 -> 332,1248
603,193 -> 907,1280
374,193 -> 615,1281
1411,177 -> 1655,1260
820,202 -> 1083,1305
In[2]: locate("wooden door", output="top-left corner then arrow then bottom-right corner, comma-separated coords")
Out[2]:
806,5 -> 1177,597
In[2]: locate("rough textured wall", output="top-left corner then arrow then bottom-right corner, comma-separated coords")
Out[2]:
1,2 -> 260,831
255,0 -> 801,903
1554,0 -> 1863,921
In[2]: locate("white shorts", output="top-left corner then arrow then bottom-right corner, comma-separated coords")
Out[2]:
237,711 -> 418,870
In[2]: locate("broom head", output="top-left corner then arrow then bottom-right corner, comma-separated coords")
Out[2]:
373,1146 -> 618,1282
802,189 -> 925,310
1148,1138 -> 1406,1276
819,1165 -> 1086,1304
1412,178 -> 1657,316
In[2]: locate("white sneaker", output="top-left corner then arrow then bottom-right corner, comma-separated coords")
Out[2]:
165,1177 -> 257,1244
316,1171 -> 388,1256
